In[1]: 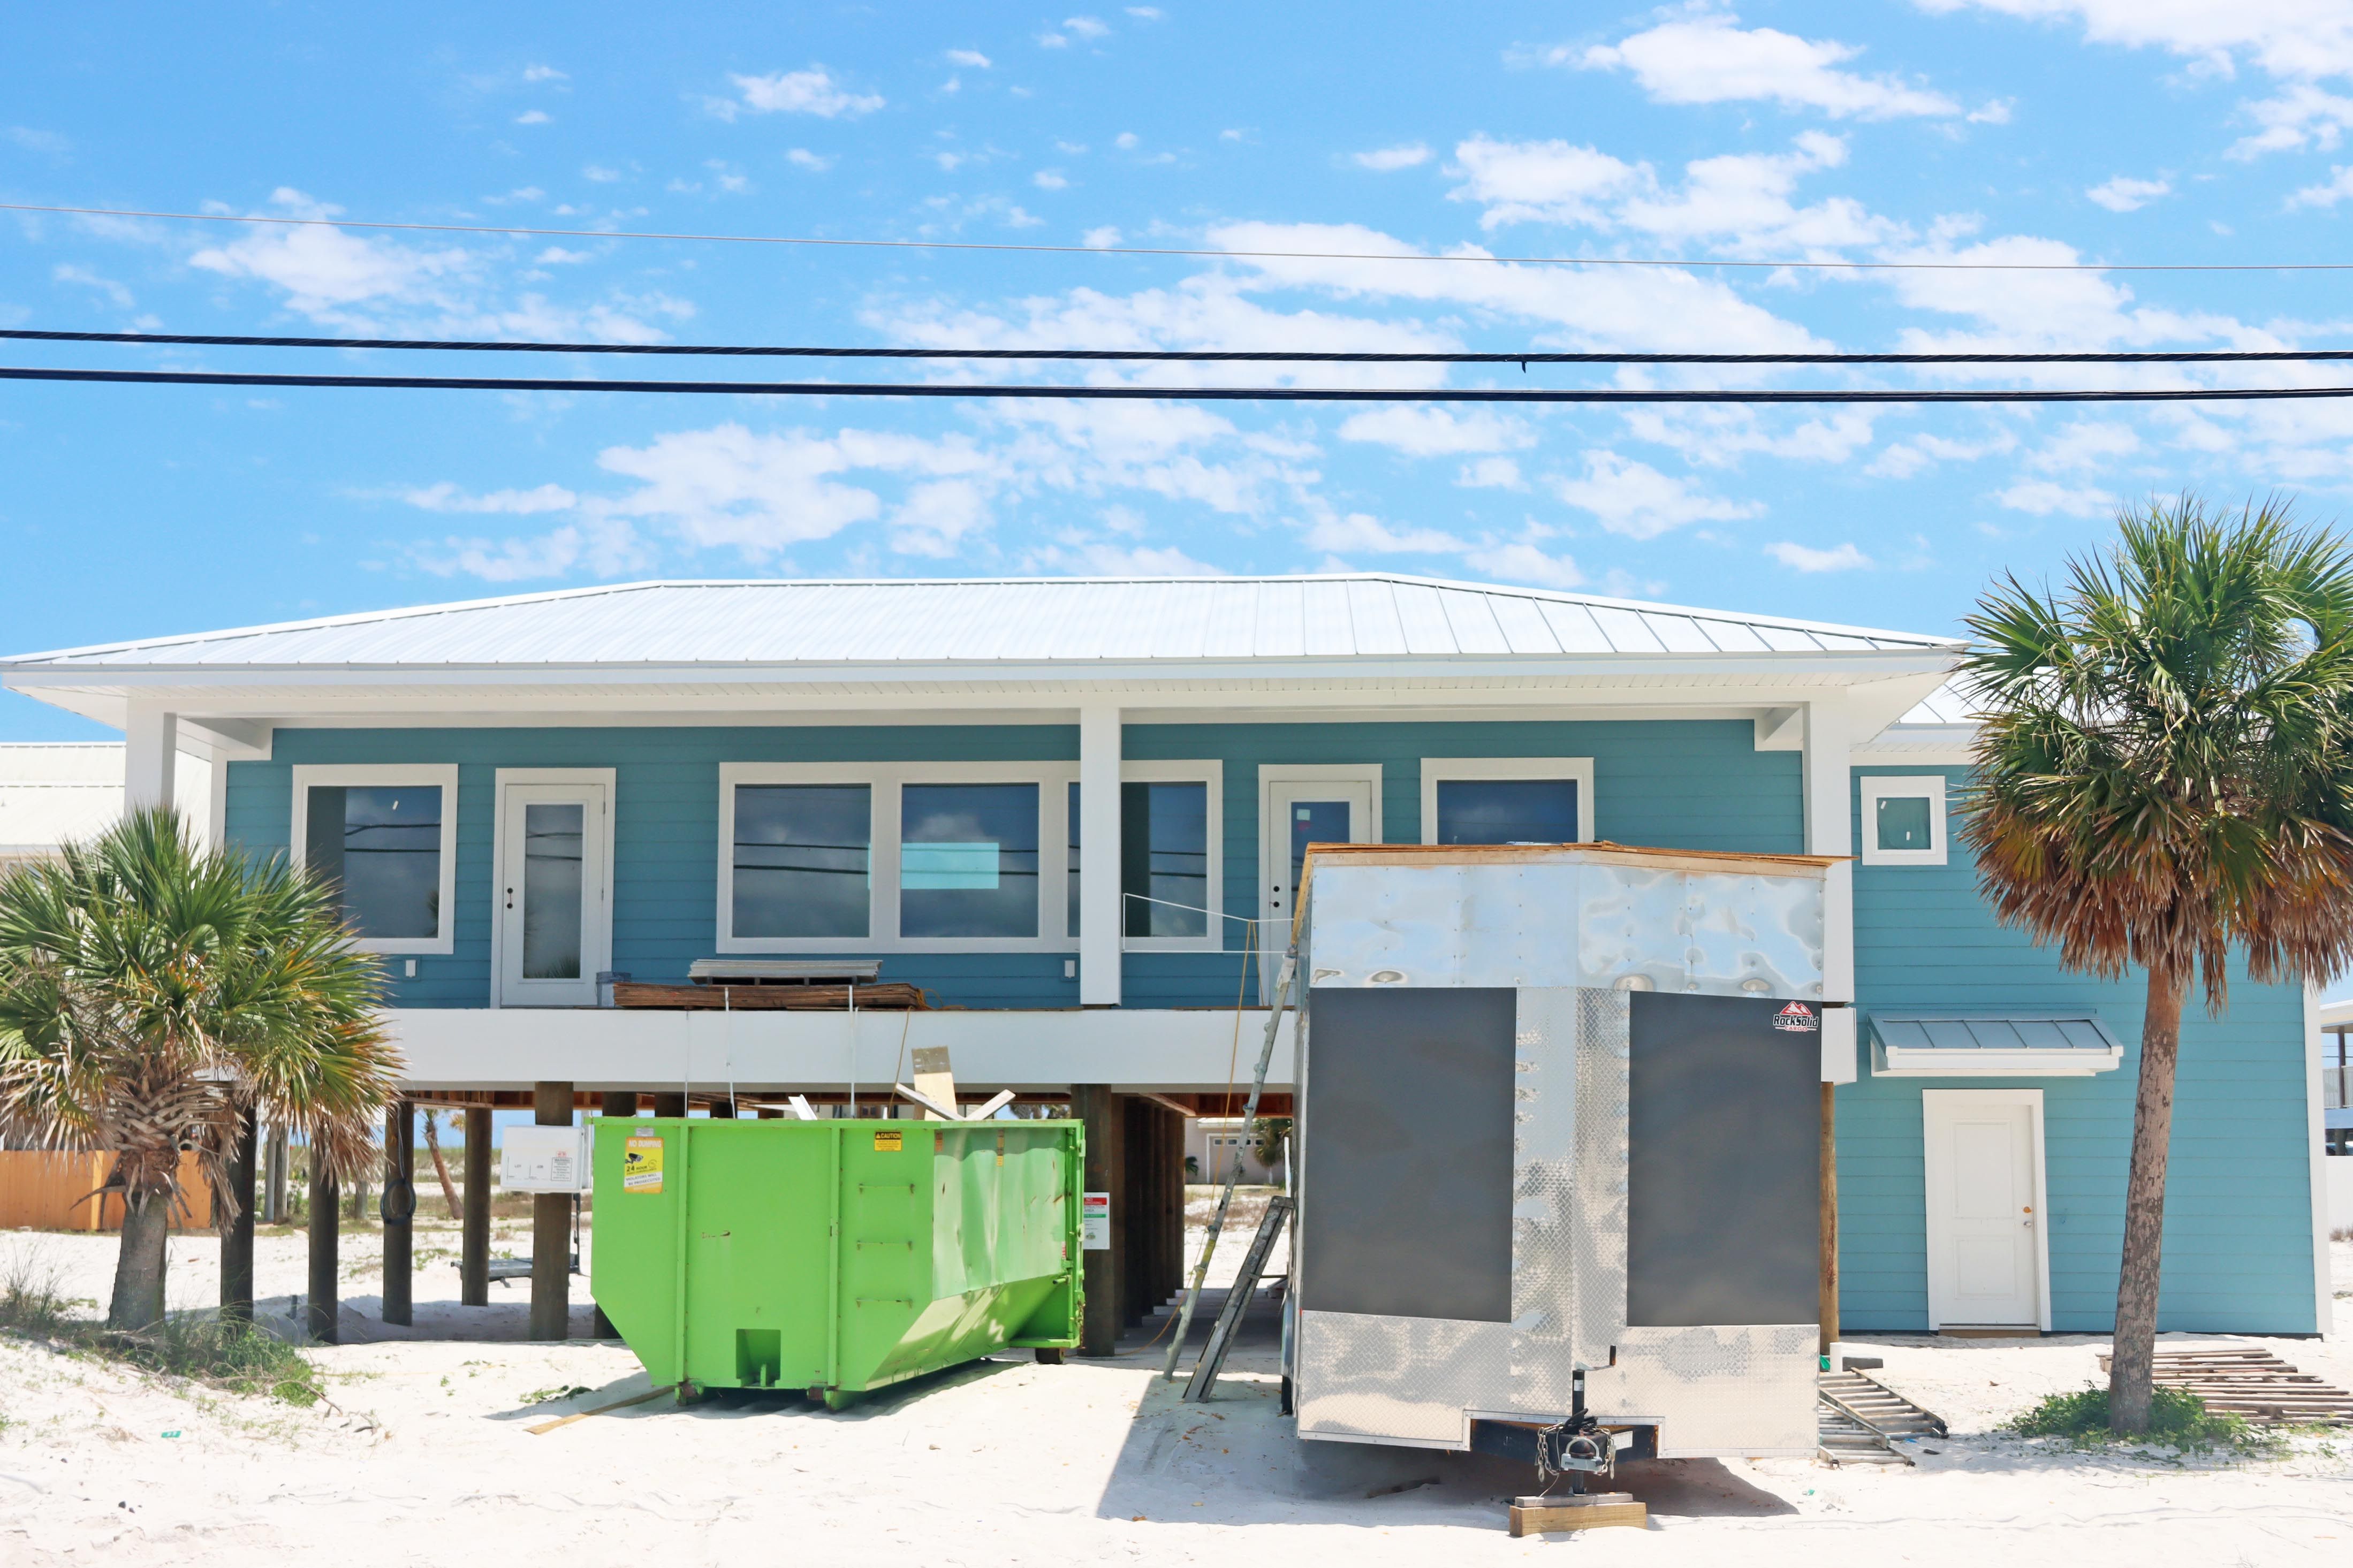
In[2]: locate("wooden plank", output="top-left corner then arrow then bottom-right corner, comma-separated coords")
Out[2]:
1509,1500 -> 1647,1536
526,1384 -> 677,1435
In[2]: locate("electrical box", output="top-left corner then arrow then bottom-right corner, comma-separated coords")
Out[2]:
501,1124 -> 593,1193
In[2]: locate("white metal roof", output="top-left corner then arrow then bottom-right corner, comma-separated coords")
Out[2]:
3,575 -> 1959,670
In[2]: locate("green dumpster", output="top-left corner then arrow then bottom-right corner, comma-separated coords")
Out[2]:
590,1116 -> 1083,1406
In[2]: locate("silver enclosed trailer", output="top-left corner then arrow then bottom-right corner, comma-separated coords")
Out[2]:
1288,841 -> 1835,1463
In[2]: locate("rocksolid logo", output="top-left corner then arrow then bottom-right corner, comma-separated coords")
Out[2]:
1771,1001 -> 1818,1032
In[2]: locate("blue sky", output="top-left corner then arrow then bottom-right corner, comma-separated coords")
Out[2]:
7,3 -> 2353,739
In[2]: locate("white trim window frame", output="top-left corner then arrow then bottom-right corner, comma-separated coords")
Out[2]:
289,763 -> 460,956
1920,1087 -> 2054,1333
1104,759 -> 1225,954
488,767 -> 617,1009
717,760 -> 1078,954
1417,756 -> 1596,846
1859,774 -> 1949,867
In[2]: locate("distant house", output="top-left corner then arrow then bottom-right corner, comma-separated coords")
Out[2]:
0,573 -> 2333,1339
0,742 -> 214,874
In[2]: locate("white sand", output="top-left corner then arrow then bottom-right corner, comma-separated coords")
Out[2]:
1,1227 -> 2347,1566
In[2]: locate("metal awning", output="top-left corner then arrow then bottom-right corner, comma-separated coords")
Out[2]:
1867,1012 -> 2125,1078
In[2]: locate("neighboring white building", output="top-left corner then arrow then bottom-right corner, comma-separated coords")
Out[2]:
0,742 -> 215,873
1186,1116 -> 1286,1187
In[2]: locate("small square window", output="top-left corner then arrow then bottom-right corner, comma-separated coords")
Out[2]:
1068,778 -> 1213,940
900,782 -> 1039,938
307,783 -> 445,940
733,783 -> 871,939
1859,776 -> 1948,866
1876,794 -> 1933,852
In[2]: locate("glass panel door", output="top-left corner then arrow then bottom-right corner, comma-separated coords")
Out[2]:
499,782 -> 608,1007
1263,778 -> 1374,1000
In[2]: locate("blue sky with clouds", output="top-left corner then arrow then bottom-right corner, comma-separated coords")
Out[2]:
7,3 -> 2353,737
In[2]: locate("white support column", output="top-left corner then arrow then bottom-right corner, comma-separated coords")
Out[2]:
1078,704 -> 1122,1007
122,703 -> 178,815
1803,695 -> 1856,1083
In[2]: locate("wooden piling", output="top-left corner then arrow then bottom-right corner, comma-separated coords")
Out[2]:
219,1108 -> 257,1323
382,1099 -> 415,1328
1819,1080 -> 1840,1357
461,1105 -> 492,1307
529,1080 -> 573,1341
306,1161 -> 339,1344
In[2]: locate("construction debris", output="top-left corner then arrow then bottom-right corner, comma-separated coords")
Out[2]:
1817,1367 -> 1946,1466
2096,1349 -> 2353,1426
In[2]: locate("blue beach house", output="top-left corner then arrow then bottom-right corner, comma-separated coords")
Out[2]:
3,574 -> 2334,1346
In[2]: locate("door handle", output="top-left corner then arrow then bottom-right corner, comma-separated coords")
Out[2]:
504,886 -> 514,910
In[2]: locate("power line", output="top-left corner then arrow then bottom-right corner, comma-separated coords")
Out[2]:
7,326 -> 2353,366
9,363 -> 2353,404
6,200 -> 2350,275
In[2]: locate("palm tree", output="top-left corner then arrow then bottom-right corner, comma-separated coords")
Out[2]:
0,807 -> 401,1333
1960,496 -> 2353,1433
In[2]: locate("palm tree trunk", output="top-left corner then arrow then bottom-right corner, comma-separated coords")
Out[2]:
421,1109 -> 462,1220
2109,963 -> 2185,1434
109,1191 -> 172,1331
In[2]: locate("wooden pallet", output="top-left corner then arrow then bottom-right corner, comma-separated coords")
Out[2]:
611,980 -> 933,1011
2096,1349 -> 2353,1425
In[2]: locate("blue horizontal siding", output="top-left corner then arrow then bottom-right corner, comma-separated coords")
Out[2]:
1841,764 -> 2317,1336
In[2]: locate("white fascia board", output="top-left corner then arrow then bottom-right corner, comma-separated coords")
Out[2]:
382,1004 -> 1299,1094
1873,1044 -> 2122,1078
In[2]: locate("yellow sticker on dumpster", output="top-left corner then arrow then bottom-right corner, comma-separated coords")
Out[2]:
874,1129 -> 904,1153
622,1136 -> 664,1194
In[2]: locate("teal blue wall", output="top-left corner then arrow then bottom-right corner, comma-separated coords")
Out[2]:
225,719 -> 1796,1010
1844,763 -> 2319,1335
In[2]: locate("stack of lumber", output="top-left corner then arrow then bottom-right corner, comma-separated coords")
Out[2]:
1507,1494 -> 1645,1535
2098,1348 -> 2353,1426
611,980 -> 933,1011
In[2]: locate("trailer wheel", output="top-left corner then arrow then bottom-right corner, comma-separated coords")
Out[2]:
1034,1348 -> 1066,1366
1279,1375 -> 1294,1415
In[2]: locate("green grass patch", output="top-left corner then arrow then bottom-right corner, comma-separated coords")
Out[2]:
2005,1384 -> 2276,1457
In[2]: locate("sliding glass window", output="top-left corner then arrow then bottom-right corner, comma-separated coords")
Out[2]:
900,782 -> 1039,939
733,783 -> 872,939
1066,780 -> 1212,939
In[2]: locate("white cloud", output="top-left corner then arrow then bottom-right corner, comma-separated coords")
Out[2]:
522,64 -> 567,82
1462,539 -> 1585,589
189,193 -> 475,315
6,126 -> 69,154
1573,13 -> 1963,119
2288,163 -> 2353,206
2086,174 -> 2170,210
1765,540 -> 1872,572
1550,451 -> 1764,539
1969,98 -> 2015,123
417,517 -> 647,583
1026,539 -> 1225,575
1338,406 -> 1532,456
1082,226 -> 1121,248
1126,6 -> 1164,18
1866,430 -> 2018,478
1034,169 -> 1069,190
514,110 -> 551,126
1114,131 -> 1140,150
1353,143 -> 1431,171
401,482 -> 579,515
728,67 -> 884,118
1302,509 -> 1467,554
785,148 -> 834,172
1457,457 -> 1526,490
2030,420 -> 2141,469
1447,132 -> 1896,256
1995,478 -> 2118,516
1919,1 -> 2353,81
1619,407 -> 1877,467
2232,84 -> 2353,155
1448,137 -> 1641,226
946,49 -> 992,68
52,263 -> 133,308
582,164 -> 623,182
1065,16 -> 1111,39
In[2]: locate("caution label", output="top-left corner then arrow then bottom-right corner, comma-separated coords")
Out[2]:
874,1129 -> 904,1153
1771,1001 -> 1819,1033
622,1136 -> 664,1194
1081,1191 -> 1111,1251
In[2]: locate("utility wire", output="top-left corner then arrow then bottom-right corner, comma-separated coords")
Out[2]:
7,200 -> 2352,274
9,364 -> 2353,404
7,326 -> 2353,366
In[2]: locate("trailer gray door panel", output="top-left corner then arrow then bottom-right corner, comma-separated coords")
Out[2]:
1626,992 -> 1820,1327
1300,986 -> 1516,1322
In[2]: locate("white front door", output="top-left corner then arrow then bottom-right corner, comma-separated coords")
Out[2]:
1262,777 -> 1375,996
496,780 -> 611,1007
1924,1091 -> 2045,1329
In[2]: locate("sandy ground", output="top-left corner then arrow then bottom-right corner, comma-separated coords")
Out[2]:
0,1226 -> 2348,1567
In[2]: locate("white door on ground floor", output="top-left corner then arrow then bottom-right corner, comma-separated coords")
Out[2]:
1923,1089 -> 2047,1329
495,774 -> 612,1008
